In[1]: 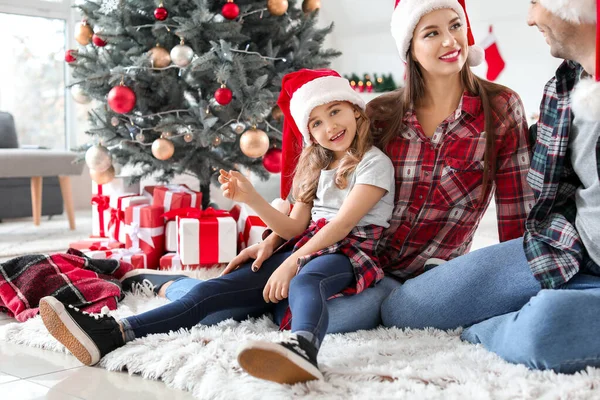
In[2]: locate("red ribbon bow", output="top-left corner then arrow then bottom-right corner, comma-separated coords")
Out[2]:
91,195 -> 110,211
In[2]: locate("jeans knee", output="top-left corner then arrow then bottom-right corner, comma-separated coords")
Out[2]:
381,286 -> 413,328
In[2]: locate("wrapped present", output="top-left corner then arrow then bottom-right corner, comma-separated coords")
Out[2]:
165,220 -> 177,252
84,248 -> 147,270
69,238 -> 124,251
144,184 -> 202,213
236,205 -> 267,250
177,208 -> 236,265
108,195 -> 150,243
159,253 -> 222,271
125,204 -> 165,269
91,194 -> 111,238
162,207 -> 208,252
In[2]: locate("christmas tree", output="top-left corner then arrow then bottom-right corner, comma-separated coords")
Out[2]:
70,0 -> 339,208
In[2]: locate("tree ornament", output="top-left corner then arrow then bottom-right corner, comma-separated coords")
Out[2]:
271,197 -> 291,214
90,165 -> 115,185
92,34 -> 107,47
302,0 -> 321,13
161,131 -> 173,138
184,133 -> 193,142
152,138 -> 175,160
85,144 -> 112,172
136,133 -> 145,143
267,0 -> 288,16
262,148 -> 282,173
212,136 -> 222,146
71,84 -> 92,104
215,84 -> 233,105
74,21 -> 94,45
170,39 -> 194,67
240,128 -> 269,158
111,117 -> 120,126
149,45 -> 171,68
154,3 -> 169,20
231,122 -> 245,134
222,0 -> 240,20
271,105 -> 284,121
65,50 -> 77,63
108,83 -> 136,114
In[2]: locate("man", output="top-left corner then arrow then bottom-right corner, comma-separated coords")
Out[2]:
381,0 -> 600,373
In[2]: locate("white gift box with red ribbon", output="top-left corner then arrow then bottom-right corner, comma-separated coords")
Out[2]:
108,195 -> 150,243
83,248 -> 148,270
236,204 -> 267,250
165,220 -> 178,252
91,193 -> 111,238
124,204 -> 165,269
177,208 -> 236,265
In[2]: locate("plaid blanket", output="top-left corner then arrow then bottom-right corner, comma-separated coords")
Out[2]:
0,249 -> 134,322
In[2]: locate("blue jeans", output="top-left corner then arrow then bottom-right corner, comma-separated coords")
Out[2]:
124,251 -> 356,348
381,238 -> 600,373
166,269 -> 400,334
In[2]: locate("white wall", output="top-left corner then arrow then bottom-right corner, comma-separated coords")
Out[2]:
319,0 -> 563,120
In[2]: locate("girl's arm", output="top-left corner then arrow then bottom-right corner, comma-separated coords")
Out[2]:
220,170 -> 311,239
287,183 -> 386,261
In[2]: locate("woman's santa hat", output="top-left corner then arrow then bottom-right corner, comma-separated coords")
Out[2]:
277,69 -> 366,200
391,0 -> 484,66
540,0 -> 600,120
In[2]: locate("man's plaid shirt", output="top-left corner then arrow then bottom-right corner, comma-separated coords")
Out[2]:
379,90 -> 535,279
524,61 -> 600,289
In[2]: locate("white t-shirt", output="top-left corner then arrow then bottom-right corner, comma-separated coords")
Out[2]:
311,146 -> 395,228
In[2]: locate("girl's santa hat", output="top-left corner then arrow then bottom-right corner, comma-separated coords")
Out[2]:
391,0 -> 484,67
276,69 -> 366,200
540,0 -> 600,120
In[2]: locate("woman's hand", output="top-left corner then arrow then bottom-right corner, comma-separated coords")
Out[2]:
218,169 -> 258,204
220,240 -> 276,276
263,256 -> 299,303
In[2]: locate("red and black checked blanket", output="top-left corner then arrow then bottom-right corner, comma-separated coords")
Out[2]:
278,218 -> 385,330
0,249 -> 134,322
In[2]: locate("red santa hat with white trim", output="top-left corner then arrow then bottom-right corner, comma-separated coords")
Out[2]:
540,0 -> 600,120
277,69 -> 366,200
391,0 -> 484,67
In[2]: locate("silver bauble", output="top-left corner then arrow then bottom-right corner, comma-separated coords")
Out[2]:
170,44 -> 194,67
85,144 -> 112,172
71,84 -> 91,104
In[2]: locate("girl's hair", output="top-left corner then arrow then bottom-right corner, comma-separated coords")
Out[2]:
292,104 -> 372,204
366,47 -> 508,196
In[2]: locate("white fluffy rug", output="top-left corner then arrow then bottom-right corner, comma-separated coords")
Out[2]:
1,287 -> 599,399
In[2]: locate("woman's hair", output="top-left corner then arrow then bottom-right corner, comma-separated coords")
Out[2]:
292,104 -> 372,204
366,46 -> 509,196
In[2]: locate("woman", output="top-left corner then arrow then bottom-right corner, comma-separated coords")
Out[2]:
122,0 -> 534,335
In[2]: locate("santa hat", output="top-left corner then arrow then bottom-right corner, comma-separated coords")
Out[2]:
540,0 -> 600,120
391,0 -> 484,67
277,69 -> 366,200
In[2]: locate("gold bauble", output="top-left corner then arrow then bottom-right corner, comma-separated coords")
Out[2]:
267,0 -> 288,16
271,105 -> 284,121
152,138 -> 175,160
302,0 -> 321,13
240,128 -> 270,158
149,46 -> 171,68
74,22 -> 94,46
89,165 -> 115,185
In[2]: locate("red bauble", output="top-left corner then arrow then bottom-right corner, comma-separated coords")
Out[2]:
154,6 -> 168,20
222,2 -> 240,19
65,50 -> 76,63
107,85 -> 136,114
92,34 -> 107,47
214,87 -> 233,105
262,148 -> 282,173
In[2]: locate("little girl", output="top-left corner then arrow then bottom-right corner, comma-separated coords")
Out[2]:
38,69 -> 395,385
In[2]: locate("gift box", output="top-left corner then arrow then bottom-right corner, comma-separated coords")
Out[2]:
108,194 -> 150,243
236,205 -> 267,250
84,248 -> 148,270
144,185 -> 202,213
165,220 -> 178,252
91,193 -> 111,238
177,208 -> 237,265
69,238 -> 124,251
159,253 -> 199,271
125,204 -> 165,269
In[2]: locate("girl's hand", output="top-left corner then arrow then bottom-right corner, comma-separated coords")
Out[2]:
220,241 -> 275,276
218,170 -> 257,204
263,256 -> 298,303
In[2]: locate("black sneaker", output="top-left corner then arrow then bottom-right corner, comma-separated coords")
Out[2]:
39,296 -> 125,366
120,269 -> 188,294
237,334 -> 324,384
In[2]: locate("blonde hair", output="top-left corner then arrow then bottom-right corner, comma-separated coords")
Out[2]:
366,47 -> 509,197
292,105 -> 373,204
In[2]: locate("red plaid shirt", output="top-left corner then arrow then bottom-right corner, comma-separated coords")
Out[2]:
379,90 -> 535,279
278,218 -> 385,330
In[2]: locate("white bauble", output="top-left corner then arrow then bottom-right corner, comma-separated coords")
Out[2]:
170,44 -> 194,67
85,144 -> 112,172
71,84 -> 91,104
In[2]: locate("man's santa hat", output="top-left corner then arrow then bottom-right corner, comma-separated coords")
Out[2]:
391,0 -> 484,66
277,69 -> 366,200
540,0 -> 600,120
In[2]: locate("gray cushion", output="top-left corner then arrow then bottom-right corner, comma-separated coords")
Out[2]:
0,112 -> 18,149
0,149 -> 84,178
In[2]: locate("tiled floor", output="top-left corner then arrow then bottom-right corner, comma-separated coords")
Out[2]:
0,205 -> 500,399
